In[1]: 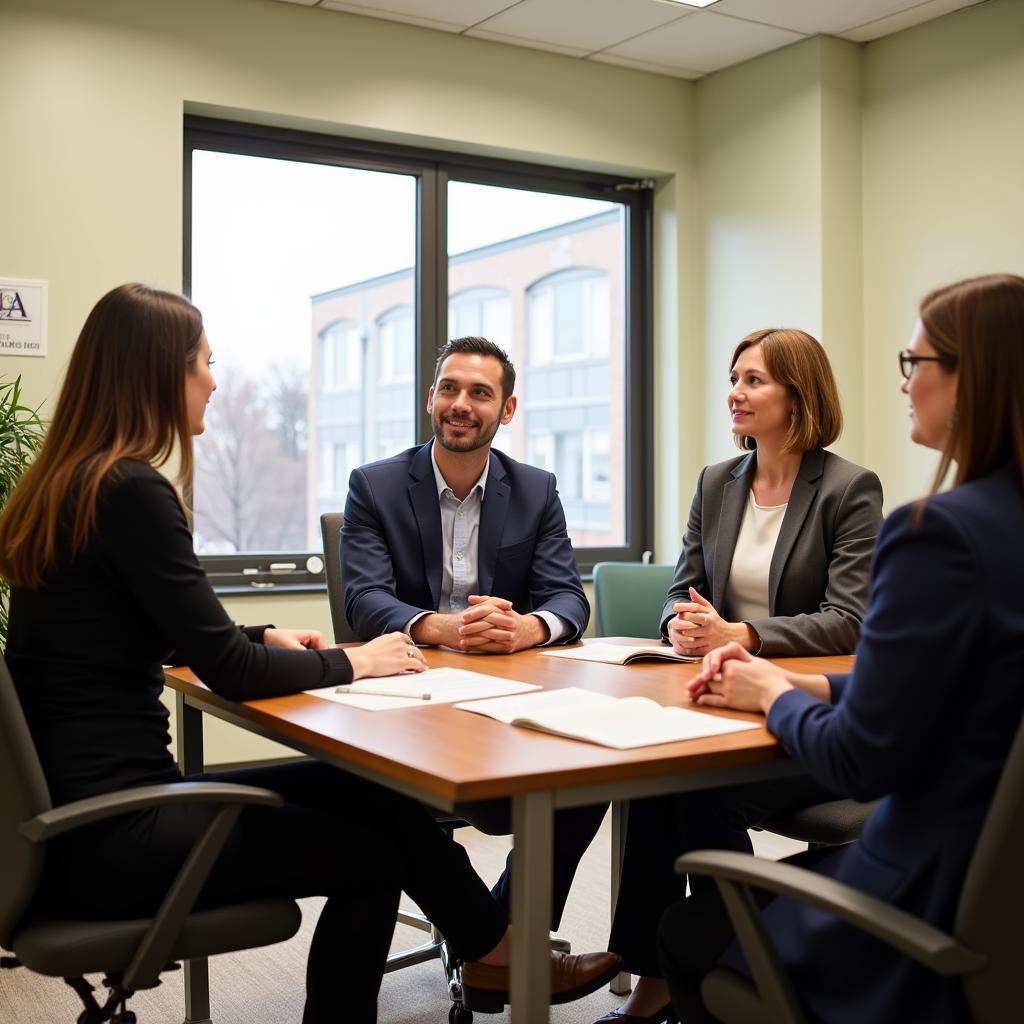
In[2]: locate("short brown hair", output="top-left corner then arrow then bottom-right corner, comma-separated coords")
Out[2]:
433,336 -> 516,402
730,328 -> 843,453
0,283 -> 203,588
919,273 -> 1024,495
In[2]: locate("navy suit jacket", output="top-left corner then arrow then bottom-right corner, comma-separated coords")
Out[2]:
748,473 -> 1024,1023
340,442 -> 589,642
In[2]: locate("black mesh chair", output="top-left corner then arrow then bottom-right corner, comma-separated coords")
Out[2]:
0,653 -> 301,1024
676,713 -> 1024,1024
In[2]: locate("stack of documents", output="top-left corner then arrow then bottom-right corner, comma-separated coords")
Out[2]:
306,667 -> 540,710
455,687 -> 759,749
540,643 -> 701,665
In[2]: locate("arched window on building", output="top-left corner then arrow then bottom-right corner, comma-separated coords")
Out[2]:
448,287 -> 512,351
376,305 -> 414,384
527,268 -> 609,366
319,319 -> 363,392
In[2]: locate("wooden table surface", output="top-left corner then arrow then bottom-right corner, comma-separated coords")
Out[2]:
164,640 -> 852,806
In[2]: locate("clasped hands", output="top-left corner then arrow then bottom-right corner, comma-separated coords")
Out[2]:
453,594 -> 547,654
668,588 -> 758,658
687,642 -> 793,716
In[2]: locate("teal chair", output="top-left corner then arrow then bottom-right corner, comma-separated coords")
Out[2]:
592,560 -> 677,995
592,561 -> 676,639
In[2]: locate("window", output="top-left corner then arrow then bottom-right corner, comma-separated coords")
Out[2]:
528,269 -> 610,365
449,287 -> 512,350
186,117 -> 651,589
376,306 -> 414,384
320,321 -> 362,392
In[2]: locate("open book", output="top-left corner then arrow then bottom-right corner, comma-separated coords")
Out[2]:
540,642 -> 701,665
455,687 -> 759,749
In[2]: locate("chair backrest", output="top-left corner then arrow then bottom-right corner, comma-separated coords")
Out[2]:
319,512 -> 358,644
0,653 -> 52,948
592,561 -> 675,639
956,712 -> 1024,1024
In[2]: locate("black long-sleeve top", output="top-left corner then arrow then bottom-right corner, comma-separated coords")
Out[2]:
7,460 -> 353,805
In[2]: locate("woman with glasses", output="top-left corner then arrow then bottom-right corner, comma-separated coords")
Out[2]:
598,328 -> 883,1024
659,273 -> 1024,1023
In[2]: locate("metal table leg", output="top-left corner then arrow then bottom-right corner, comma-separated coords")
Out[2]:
609,800 -> 632,996
175,693 -> 212,1024
510,790 -> 554,1023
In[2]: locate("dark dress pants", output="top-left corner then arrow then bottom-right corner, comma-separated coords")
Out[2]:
456,798 -> 608,930
608,775 -> 837,977
45,760 -> 508,1024
656,846 -> 831,1023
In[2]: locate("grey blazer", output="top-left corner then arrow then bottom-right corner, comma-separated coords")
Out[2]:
661,448 -> 883,656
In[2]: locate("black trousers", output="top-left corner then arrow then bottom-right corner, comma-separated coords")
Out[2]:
46,761 -> 508,1024
656,846 -> 830,1023
457,798 -> 608,930
607,775 -> 837,977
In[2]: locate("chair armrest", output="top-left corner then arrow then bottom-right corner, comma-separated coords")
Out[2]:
20,782 -> 284,842
677,850 -> 985,976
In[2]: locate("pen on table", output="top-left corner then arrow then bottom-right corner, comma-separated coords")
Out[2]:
335,685 -> 432,701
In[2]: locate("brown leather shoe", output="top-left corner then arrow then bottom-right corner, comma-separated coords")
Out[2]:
462,950 -> 624,1012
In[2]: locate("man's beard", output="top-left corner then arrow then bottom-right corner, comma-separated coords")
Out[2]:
432,412 -> 500,453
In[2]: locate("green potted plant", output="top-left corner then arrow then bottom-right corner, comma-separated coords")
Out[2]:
0,375 -> 45,648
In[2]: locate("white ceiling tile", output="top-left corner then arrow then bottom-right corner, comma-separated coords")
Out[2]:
320,0 -> 517,32
590,51 -> 704,79
713,0 -> 925,36
604,10 -> 804,75
472,0 -> 688,55
319,1 -> 462,31
464,27 -> 591,57
838,0 -> 987,43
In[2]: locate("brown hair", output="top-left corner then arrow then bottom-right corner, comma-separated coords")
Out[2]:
919,273 -> 1024,495
0,283 -> 203,588
730,328 -> 843,452
433,336 -> 516,402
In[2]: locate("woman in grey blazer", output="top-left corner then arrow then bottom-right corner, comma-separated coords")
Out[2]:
596,329 -> 882,1024
663,329 -> 882,658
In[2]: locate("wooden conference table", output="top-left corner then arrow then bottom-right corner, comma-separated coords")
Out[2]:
164,640 -> 853,1024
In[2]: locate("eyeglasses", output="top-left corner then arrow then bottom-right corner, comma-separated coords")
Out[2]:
898,350 -> 955,380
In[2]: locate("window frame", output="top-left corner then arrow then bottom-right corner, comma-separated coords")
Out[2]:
184,115 -> 653,591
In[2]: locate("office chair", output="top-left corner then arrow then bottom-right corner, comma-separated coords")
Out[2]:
592,561 -> 876,992
0,653 -> 301,1024
676,712 -> 1024,1024
592,561 -> 678,995
592,560 -> 676,639
319,511 -> 359,644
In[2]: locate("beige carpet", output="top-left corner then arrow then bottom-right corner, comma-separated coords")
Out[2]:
0,811 -> 802,1024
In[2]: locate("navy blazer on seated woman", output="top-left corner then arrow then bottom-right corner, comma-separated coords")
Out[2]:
341,442 -> 589,642
662,448 -> 883,656
751,475 -> 1024,1024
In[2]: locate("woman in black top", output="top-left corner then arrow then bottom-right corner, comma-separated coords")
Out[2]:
0,284 -> 618,1022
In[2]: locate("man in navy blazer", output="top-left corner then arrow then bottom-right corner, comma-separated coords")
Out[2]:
343,337 -> 588,651
340,336 -> 600,928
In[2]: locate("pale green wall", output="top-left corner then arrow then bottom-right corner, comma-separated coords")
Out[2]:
861,0 -> 1024,506
3,0 -> 1023,763
694,35 -> 864,473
